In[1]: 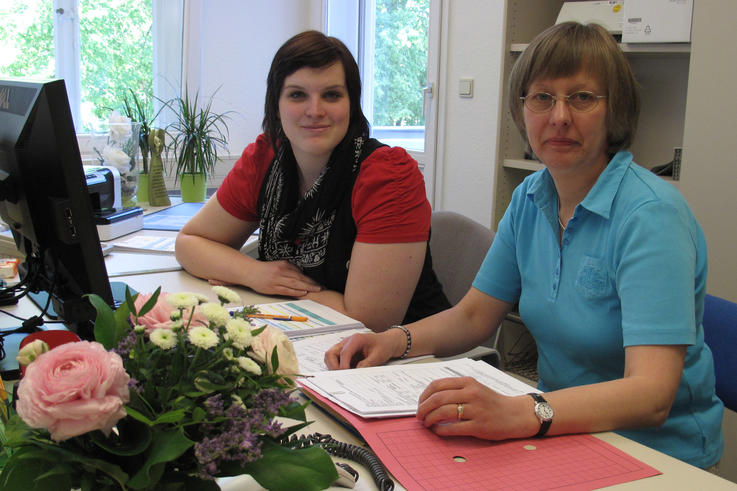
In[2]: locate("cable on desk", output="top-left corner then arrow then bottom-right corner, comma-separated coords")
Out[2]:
284,432 -> 394,491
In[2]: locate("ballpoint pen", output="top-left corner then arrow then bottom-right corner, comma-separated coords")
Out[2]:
248,313 -> 309,322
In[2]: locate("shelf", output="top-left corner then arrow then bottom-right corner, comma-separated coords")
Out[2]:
503,159 -> 544,172
510,42 -> 690,55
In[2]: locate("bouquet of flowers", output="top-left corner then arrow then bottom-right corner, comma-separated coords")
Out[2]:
0,286 -> 337,490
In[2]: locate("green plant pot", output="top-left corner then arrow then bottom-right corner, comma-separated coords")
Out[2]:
136,172 -> 149,203
180,173 -> 207,203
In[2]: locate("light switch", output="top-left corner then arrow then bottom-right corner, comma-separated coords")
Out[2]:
459,78 -> 473,98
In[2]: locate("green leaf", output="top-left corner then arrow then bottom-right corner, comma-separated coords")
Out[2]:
127,427 -> 193,489
223,440 -> 337,491
124,406 -> 155,426
136,286 -> 162,318
0,450 -> 73,491
89,418 -> 152,456
152,408 -> 188,425
271,345 -> 280,374
88,293 -> 116,349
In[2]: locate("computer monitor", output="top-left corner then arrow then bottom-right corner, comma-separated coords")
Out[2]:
0,78 -> 115,340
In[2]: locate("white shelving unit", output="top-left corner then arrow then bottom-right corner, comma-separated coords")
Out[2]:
492,0 -> 690,227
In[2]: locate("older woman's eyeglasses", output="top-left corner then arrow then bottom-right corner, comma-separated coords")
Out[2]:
521,91 -> 607,113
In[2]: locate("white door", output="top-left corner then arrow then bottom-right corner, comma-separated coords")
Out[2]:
326,0 -> 441,205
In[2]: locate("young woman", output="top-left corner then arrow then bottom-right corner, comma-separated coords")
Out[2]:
175,31 -> 450,332
325,22 -> 723,469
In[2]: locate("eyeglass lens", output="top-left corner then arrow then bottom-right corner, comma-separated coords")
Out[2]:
523,92 -> 603,112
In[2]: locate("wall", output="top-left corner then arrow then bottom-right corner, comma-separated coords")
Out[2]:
177,0 -> 323,187
678,0 -> 737,303
433,0 -> 505,227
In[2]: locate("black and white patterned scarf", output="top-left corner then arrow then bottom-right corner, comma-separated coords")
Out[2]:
257,134 -> 368,270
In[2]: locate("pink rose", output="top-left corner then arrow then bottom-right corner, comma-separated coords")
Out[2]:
249,325 -> 299,378
16,341 -> 130,442
131,292 -> 207,332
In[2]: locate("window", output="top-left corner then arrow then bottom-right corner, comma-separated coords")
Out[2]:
327,0 -> 431,152
0,0 -> 183,133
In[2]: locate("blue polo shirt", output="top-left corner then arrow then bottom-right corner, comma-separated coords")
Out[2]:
473,151 -> 723,468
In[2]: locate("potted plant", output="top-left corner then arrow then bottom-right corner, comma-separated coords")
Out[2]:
166,88 -> 231,203
122,90 -> 152,203
123,90 -> 170,206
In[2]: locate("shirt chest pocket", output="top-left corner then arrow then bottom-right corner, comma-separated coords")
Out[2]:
574,255 -> 610,300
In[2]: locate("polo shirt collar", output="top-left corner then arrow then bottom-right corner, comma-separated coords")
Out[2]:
527,151 -> 633,221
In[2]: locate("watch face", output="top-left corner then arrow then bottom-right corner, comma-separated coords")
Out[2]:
535,402 -> 554,420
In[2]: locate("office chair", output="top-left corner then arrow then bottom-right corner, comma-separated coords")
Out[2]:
430,210 -> 494,305
703,294 -> 737,411
429,211 -> 501,366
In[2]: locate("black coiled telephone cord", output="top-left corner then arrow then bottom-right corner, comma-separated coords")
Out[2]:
284,432 -> 394,491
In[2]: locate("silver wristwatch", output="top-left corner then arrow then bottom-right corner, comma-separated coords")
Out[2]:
528,393 -> 553,437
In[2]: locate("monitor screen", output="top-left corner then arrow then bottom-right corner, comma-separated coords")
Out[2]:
0,78 -> 115,340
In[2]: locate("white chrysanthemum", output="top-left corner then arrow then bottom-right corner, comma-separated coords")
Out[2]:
193,293 -> 210,304
150,328 -> 177,350
199,302 -> 231,327
237,356 -> 262,375
166,292 -> 199,310
225,319 -> 253,350
134,324 -> 146,334
212,286 -> 241,305
222,347 -> 234,360
188,326 -> 219,349
170,310 -> 182,321
170,320 -> 184,331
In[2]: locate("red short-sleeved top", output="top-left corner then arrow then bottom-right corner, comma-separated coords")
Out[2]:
217,134 -> 430,243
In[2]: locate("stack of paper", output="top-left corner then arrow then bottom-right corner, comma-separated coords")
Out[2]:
299,357 -> 537,418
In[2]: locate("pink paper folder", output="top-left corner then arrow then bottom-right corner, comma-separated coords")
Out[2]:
300,386 -> 662,490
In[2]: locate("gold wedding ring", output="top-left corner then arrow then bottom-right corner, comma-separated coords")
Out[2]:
456,403 -> 464,420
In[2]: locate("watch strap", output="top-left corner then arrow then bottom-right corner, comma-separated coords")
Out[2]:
528,393 -> 552,438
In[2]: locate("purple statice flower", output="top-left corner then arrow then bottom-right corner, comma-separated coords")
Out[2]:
113,330 -> 137,357
195,423 -> 262,480
204,394 -> 225,417
127,378 -> 142,393
252,388 -> 293,416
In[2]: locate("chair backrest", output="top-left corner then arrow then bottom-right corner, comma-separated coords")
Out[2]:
430,210 -> 494,305
703,294 -> 737,411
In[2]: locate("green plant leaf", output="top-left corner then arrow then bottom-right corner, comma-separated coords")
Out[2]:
136,286 -> 162,318
88,293 -> 116,349
124,406 -> 155,426
127,427 -> 193,489
223,440 -> 338,491
89,418 -> 152,456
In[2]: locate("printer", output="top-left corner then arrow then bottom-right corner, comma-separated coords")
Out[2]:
84,165 -> 143,240
84,165 -> 122,212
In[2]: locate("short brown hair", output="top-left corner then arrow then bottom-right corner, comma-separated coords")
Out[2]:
262,30 -> 369,152
508,22 -> 640,157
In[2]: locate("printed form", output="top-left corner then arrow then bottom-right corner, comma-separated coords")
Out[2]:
299,358 -> 537,418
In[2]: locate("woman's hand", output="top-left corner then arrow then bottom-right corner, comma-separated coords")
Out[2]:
244,260 -> 322,297
324,330 -> 405,369
416,377 -> 534,440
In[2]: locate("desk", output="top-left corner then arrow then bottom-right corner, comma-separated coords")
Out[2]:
2,265 -> 736,489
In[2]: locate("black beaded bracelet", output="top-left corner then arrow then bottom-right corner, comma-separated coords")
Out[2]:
388,324 -> 412,359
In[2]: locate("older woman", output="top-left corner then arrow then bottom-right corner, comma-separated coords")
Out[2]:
325,22 -> 723,469
176,31 -> 450,332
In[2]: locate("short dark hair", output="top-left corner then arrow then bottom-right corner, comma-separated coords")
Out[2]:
509,22 -> 640,157
262,30 -> 369,152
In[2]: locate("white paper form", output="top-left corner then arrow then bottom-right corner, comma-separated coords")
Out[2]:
293,329 -> 432,375
299,358 -> 537,418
